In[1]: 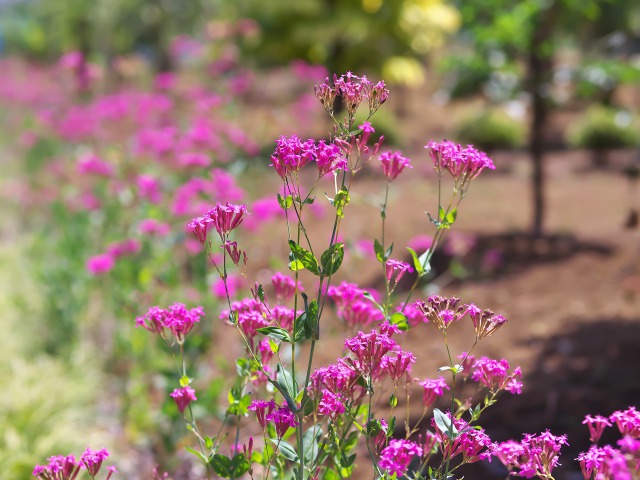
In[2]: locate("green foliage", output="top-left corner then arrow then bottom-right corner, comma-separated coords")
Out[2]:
566,106 -> 639,151
455,108 -> 526,151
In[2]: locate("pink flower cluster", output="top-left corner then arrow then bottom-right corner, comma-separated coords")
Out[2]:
379,439 -> 423,477
248,400 -> 298,439
466,304 -> 508,340
434,413 -> 493,464
270,135 -> 347,179
413,295 -> 467,332
135,303 -> 205,344
426,140 -> 495,181
328,282 -> 384,328
469,356 -> 523,394
492,430 -> 568,478
187,202 -> 248,245
314,72 -> 389,117
379,150 -> 412,181
33,448 -> 116,480
419,376 -> 450,408
170,385 -> 197,413
576,407 -> 640,479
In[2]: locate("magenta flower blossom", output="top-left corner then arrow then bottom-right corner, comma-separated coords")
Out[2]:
385,258 -> 414,286
135,303 -> 204,343
379,150 -> 412,181
400,302 -> 429,327
237,309 -> 270,350
105,238 -> 141,259
170,385 -> 197,413
249,399 -> 276,430
315,140 -> 347,176
86,253 -> 115,275
426,140 -> 495,181
223,241 -> 247,267
577,444 -> 631,480
76,153 -> 113,177
466,303 -> 507,340
433,414 -> 493,464
136,174 -> 162,204
610,406 -> 640,437
414,295 -> 467,332
470,357 -> 523,394
138,218 -> 171,236
380,348 -> 416,382
339,300 -> 385,328
419,376 -> 450,408
310,362 -> 360,400
314,72 -> 388,116
270,134 -> 316,179
379,439 -> 423,477
271,272 -> 303,302
318,390 -> 346,419
33,449 -> 116,480
583,414 -> 612,443
328,281 -> 367,310
343,329 -> 398,379
187,202 -> 248,244
493,430 -> 568,478
267,405 -> 299,439
81,448 -> 109,476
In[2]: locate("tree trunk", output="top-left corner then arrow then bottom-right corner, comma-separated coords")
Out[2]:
527,2 -> 560,237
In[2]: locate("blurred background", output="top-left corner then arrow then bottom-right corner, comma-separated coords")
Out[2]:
0,0 -> 639,478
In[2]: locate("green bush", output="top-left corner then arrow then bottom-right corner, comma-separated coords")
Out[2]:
566,106 -> 639,151
455,108 -> 525,152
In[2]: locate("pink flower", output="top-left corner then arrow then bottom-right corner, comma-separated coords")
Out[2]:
135,303 -> 204,343
318,390 -> 346,419
379,439 -> 423,477
249,399 -> 276,430
106,239 -> 141,259
211,274 -> 244,299
414,295 -> 467,332
379,150 -> 412,180
434,414 -> 493,464
76,153 -> 113,177
385,258 -> 413,285
267,405 -> 298,439
81,448 -> 109,476
493,430 -> 568,478
187,202 -> 249,244
170,386 -> 197,413
419,376 -> 450,408
343,329 -> 398,379
32,455 -> 79,479
470,357 -> 522,394
315,140 -> 347,177
270,135 -> 316,179
177,151 -> 210,168
86,254 -> 114,275
582,415 -> 613,444
426,140 -> 495,181
271,272 -> 303,302
138,218 -> 171,236
466,304 -> 507,340
610,406 -> 640,437
381,348 -> 416,382
136,174 -> 162,204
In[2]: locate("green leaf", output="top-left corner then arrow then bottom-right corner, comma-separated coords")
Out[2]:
230,453 -> 250,477
185,446 -> 209,464
277,193 -> 293,210
389,393 -> 398,407
257,284 -> 265,302
446,207 -> 458,225
320,242 -> 344,276
288,240 -> 320,275
406,247 -> 424,276
417,250 -> 432,277
389,311 -> 409,331
433,408 -> 458,439
438,364 -> 463,374
276,363 -> 298,411
333,188 -> 351,218
373,239 -> 385,263
366,419 -> 381,437
293,294 -> 318,342
209,454 -> 233,478
269,438 -> 299,462
257,326 -> 292,343
179,375 -> 191,388
303,425 -> 322,464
